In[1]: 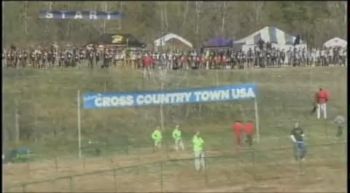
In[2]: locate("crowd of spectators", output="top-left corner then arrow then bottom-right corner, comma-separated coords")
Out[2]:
2,44 -> 347,70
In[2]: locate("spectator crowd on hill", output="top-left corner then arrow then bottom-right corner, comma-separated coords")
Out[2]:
2,44 -> 347,70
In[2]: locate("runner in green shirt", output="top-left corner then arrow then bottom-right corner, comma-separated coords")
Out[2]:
192,131 -> 205,171
151,127 -> 162,151
172,125 -> 185,151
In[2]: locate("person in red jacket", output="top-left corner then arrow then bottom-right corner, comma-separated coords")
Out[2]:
142,53 -> 153,79
314,88 -> 330,119
232,120 -> 244,147
244,121 -> 255,147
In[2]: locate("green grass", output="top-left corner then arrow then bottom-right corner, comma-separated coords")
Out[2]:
2,67 -> 347,159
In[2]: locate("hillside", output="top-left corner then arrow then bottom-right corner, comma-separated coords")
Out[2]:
3,66 -> 347,192
3,67 -> 347,158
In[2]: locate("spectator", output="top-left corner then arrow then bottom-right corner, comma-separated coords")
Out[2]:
232,120 -> 244,148
314,88 -> 330,119
290,121 -> 306,161
243,121 -> 255,147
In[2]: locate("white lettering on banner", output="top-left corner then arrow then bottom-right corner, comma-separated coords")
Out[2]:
194,90 -> 230,102
94,96 -> 134,107
175,93 -> 185,103
84,85 -> 257,109
74,11 -> 83,19
95,97 -> 103,107
194,92 -> 201,101
231,88 -> 256,99
46,12 -> 54,19
61,11 -> 67,19
184,92 -> 192,103
89,11 -> 97,20
136,92 -> 192,106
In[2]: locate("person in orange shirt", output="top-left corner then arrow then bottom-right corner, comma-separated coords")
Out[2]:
232,120 -> 244,147
244,121 -> 255,147
314,88 -> 330,119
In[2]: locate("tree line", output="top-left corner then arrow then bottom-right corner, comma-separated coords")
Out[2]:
2,1 -> 347,48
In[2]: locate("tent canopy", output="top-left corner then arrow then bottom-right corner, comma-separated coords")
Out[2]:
154,33 -> 193,48
323,37 -> 347,48
235,26 -> 304,45
92,33 -> 146,48
203,37 -> 234,48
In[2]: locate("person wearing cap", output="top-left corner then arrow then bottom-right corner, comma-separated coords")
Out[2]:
151,127 -> 162,151
192,131 -> 205,171
314,88 -> 330,119
172,125 -> 185,151
290,122 -> 307,161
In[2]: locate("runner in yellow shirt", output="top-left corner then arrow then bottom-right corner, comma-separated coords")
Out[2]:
172,125 -> 185,151
151,126 -> 162,151
192,131 -> 205,171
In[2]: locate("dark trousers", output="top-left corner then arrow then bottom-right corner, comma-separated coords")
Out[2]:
245,135 -> 253,146
294,141 -> 307,160
336,126 -> 343,137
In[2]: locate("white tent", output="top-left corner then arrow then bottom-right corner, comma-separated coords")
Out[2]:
235,26 -> 307,51
323,37 -> 347,48
154,33 -> 193,49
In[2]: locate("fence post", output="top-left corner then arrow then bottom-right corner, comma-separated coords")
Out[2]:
251,149 -> 256,180
298,159 -> 304,175
251,149 -> 256,167
69,176 -> 74,192
51,178 -> 56,192
160,161 -> 164,193
82,156 -> 86,171
26,162 -> 31,176
22,184 -> 26,193
112,169 -> 118,193
54,156 -> 58,172
136,156 -> 140,175
126,136 -> 129,155
204,155 -> 209,186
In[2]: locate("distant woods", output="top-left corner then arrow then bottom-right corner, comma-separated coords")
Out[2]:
2,1 -> 347,48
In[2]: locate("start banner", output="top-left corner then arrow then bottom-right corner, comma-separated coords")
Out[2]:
39,10 -> 124,20
83,83 -> 257,109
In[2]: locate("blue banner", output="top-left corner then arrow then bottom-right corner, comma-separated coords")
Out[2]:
83,84 -> 257,109
39,10 -> 124,20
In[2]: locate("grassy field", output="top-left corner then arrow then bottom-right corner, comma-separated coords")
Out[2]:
3,66 -> 347,192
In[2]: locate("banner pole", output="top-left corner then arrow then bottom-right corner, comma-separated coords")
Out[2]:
160,83 -> 165,130
254,98 -> 260,143
77,89 -> 82,159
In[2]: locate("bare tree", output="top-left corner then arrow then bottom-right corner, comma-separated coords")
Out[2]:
160,2 -> 164,35
164,2 -> 168,33
24,1 -> 28,35
344,1 -> 347,25
103,2 -> 108,33
194,1 -> 204,46
118,1 -> 123,30
181,1 -> 189,33
45,2 -> 53,37
221,1 -> 226,35
254,2 -> 264,28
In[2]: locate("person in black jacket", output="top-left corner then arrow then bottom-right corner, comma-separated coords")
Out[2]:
290,122 -> 307,161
